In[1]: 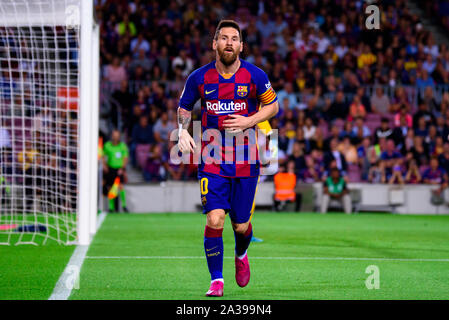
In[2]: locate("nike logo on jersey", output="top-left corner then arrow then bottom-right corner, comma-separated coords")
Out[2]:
205,89 -> 216,95
206,246 -> 218,252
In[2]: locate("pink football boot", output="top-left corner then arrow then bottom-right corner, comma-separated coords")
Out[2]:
235,253 -> 250,287
205,280 -> 224,297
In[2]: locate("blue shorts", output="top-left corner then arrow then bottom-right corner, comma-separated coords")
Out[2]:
198,171 -> 259,224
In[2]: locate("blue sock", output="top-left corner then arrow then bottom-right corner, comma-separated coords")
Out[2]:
204,226 -> 224,281
234,223 -> 253,257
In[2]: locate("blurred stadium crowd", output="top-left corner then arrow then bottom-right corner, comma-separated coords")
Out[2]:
418,1 -> 449,35
96,0 -> 449,186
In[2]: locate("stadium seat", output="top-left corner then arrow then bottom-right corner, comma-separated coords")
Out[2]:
389,187 -> 405,213
366,120 -> 380,134
347,164 -> 361,182
319,123 -> 329,138
365,114 -> 381,122
136,144 -> 151,169
333,118 -> 345,132
419,165 -> 430,176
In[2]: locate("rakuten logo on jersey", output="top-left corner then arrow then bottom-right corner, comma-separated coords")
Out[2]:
206,100 -> 247,114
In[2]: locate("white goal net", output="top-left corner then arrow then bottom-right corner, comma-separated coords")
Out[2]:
0,0 -> 99,245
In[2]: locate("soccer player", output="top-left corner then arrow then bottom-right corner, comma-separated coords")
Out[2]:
103,129 -> 129,213
177,20 -> 279,297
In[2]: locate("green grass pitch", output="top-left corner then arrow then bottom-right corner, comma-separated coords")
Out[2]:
1,212 -> 449,300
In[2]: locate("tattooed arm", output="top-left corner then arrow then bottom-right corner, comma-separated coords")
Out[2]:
177,107 -> 196,153
178,107 -> 192,130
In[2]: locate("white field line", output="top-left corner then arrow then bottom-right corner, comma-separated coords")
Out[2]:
48,211 -> 107,300
85,255 -> 449,262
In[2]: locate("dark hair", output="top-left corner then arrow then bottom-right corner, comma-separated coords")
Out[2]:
214,20 -> 242,41
331,167 -> 340,174
287,159 -> 296,168
430,156 -> 439,162
279,163 -> 287,172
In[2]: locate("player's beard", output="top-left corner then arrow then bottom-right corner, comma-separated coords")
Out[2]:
217,45 -> 239,66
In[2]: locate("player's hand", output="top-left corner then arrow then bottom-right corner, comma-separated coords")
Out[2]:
223,114 -> 254,133
178,128 -> 196,153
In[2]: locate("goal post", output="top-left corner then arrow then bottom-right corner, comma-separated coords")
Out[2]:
0,0 -> 99,245
89,22 -> 100,237
78,0 -> 98,245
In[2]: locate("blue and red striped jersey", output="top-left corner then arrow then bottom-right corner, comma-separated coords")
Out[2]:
179,59 -> 277,178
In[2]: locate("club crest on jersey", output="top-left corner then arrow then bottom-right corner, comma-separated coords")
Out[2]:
237,85 -> 248,97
